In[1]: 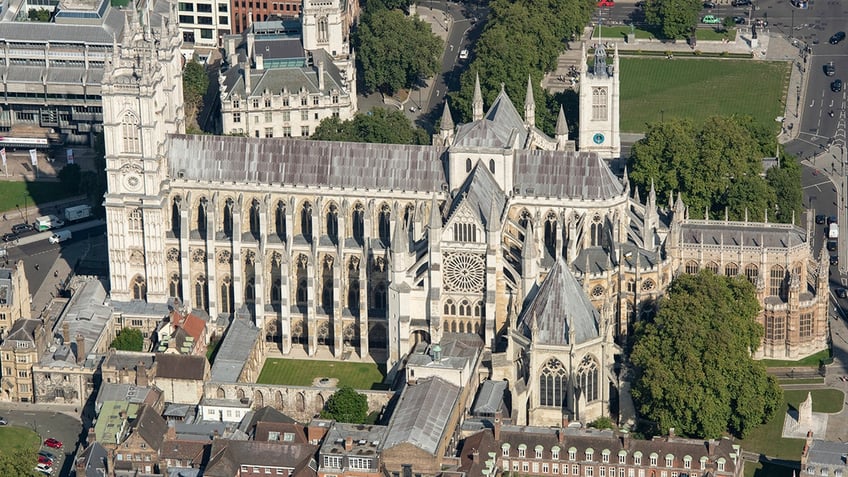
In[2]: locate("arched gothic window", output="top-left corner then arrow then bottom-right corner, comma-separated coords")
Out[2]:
122,112 -> 140,153
220,276 -> 234,314
168,273 -> 181,299
275,201 -> 286,241
378,204 -> 391,246
223,198 -> 234,237
544,213 -> 557,258
745,264 -> 759,285
592,87 -> 608,121
326,204 -> 339,244
374,283 -> 387,310
245,277 -> 255,303
578,355 -> 599,402
271,279 -> 282,304
489,159 -> 495,173
443,299 -> 456,316
296,279 -> 307,307
706,262 -> 719,274
197,198 -> 208,238
539,358 -> 567,407
725,262 -> 738,277
249,199 -> 260,239
347,259 -> 360,311
684,261 -> 700,274
131,275 -> 146,300
128,209 -> 143,232
194,275 -> 208,311
317,16 -> 328,43
590,215 -> 603,247
770,265 -> 785,298
171,196 -> 181,235
300,202 -> 313,240
453,222 -> 477,242
352,203 -> 365,244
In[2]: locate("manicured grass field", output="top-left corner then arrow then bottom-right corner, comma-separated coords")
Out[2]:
619,58 -> 789,133
593,25 -> 735,42
0,426 -> 41,454
776,377 -> 825,385
258,358 -> 387,390
737,388 -> 844,460
761,348 -> 832,368
0,181 -> 76,214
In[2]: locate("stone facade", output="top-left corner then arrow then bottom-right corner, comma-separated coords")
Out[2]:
0,260 -> 31,338
0,319 -> 46,402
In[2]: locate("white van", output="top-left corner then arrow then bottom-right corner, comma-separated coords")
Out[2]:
48,230 -> 72,244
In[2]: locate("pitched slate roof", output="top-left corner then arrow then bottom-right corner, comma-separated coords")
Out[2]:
679,221 -> 807,249
205,440 -> 318,477
447,162 -> 505,230
210,318 -> 261,383
3,319 -> 40,344
384,376 -> 460,455
130,404 -> 168,452
75,441 -> 109,477
512,149 -> 624,200
167,135 -> 448,192
453,88 -> 529,149
155,354 -> 207,381
518,257 -> 600,345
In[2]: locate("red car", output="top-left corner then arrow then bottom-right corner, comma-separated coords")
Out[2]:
37,455 -> 53,466
43,438 -> 62,449
597,0 -> 614,5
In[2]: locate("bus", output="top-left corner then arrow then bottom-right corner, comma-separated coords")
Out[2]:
0,137 -> 49,149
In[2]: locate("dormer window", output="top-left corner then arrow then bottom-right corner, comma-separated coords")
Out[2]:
535,446 -> 543,459
568,448 -> 576,461
650,453 -> 657,466
717,458 -> 726,472
518,444 -> 526,458
665,454 -> 674,467
585,449 -> 593,462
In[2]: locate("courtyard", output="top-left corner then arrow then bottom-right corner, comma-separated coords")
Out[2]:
257,358 -> 388,390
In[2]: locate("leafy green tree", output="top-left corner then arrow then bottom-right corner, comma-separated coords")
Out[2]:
312,108 -> 430,144
0,449 -> 39,475
28,8 -> 50,21
766,155 -> 803,223
588,416 -> 614,430
57,163 -> 81,194
355,10 -> 441,94
110,327 -> 144,352
183,60 -> 209,132
643,0 -> 700,39
320,386 -> 368,423
630,271 -> 782,438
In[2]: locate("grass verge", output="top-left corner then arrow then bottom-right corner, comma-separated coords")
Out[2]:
258,358 -> 388,390
0,181 -> 77,214
0,425 -> 41,453
776,378 -> 825,385
761,348 -> 832,368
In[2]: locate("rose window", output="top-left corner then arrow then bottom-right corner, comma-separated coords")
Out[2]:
443,252 -> 485,293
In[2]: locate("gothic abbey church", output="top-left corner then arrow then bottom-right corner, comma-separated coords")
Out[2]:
104,0 -> 828,426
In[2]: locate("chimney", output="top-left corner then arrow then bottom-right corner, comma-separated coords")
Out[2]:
166,424 -> 177,440
62,322 -> 70,344
75,334 -> 86,364
318,61 -> 325,91
213,429 -> 220,438
105,451 -> 113,476
136,361 -> 148,387
620,430 -> 630,449
344,436 -> 353,451
87,426 -> 97,446
472,449 -> 480,463
561,414 -> 569,428
308,423 -> 329,444
493,410 -> 501,441
557,428 -> 564,445
707,440 -> 717,456
668,427 -> 675,439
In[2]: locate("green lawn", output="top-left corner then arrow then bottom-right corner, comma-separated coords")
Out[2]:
592,25 -> 735,42
737,388 -> 844,460
0,181 -> 77,214
620,58 -> 789,133
258,358 -> 388,390
0,425 -> 41,453
776,378 -> 825,385
761,348 -> 832,368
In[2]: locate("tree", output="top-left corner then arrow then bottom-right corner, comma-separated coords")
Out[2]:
766,155 -> 803,223
355,10 -> 442,94
630,271 -> 782,439
643,0 -> 700,39
0,449 -> 39,475
57,163 -> 81,194
628,116 -> 791,222
28,8 -> 50,21
312,108 -> 430,144
110,327 -> 144,352
320,386 -> 368,423
183,60 -> 209,132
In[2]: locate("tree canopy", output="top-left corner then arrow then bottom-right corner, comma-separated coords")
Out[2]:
448,0 -> 595,135
0,449 -> 40,475
183,60 -> 209,132
630,271 -> 782,439
642,0 -> 701,39
28,8 -> 50,21
320,386 -> 368,423
312,108 -> 430,144
354,9 -> 442,94
628,116 -> 801,222
110,327 -> 144,352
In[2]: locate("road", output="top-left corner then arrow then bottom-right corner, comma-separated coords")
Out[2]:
0,406 -> 83,477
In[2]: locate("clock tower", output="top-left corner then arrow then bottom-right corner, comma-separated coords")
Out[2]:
578,42 -> 620,159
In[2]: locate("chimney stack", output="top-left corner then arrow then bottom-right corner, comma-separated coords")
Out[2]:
472,449 -> 480,463
561,414 -> 569,428
344,436 -> 353,451
493,410 -> 502,441
136,361 -> 148,387
75,334 -> 85,364
87,426 -> 97,446
668,427 -> 675,439
62,322 -> 70,344
318,61 -> 325,91
557,428 -> 564,445
620,430 -> 631,449
167,424 -> 177,440
307,423 -> 329,444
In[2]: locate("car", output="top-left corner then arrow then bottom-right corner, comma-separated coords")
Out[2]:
828,241 -> 839,252
791,0 -> 808,8
38,451 -> 57,462
0,417 -> 6,425
838,288 -> 848,299
1,233 -> 15,242
826,62 -> 836,76
753,18 -> 768,27
597,0 -> 614,6
832,79 -> 843,93
816,214 -> 827,224
43,438 -> 62,449
701,15 -> 721,24
733,16 -> 747,24
703,1 -> 715,8
828,216 -> 838,225
731,0 -> 751,5
37,455 -> 53,466
832,256 -> 839,265
11,223 -> 30,234
459,49 -> 469,60
831,32 -> 846,45
35,463 -> 52,474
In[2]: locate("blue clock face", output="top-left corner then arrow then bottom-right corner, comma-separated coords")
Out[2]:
593,133 -> 605,145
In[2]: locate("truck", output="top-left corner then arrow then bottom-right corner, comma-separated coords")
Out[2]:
829,225 -> 839,240
48,230 -> 72,244
63,204 -> 92,222
34,215 -> 65,232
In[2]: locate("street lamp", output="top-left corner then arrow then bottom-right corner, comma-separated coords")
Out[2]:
660,109 -> 665,123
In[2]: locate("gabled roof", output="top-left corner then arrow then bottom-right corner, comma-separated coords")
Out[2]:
170,310 -> 207,341
518,257 -> 600,345
155,354 -> 207,381
168,135 -> 448,193
210,318 -> 262,383
512,149 -> 624,200
127,405 -> 168,452
3,319 -> 40,344
160,439 -> 208,464
75,441 -> 109,477
384,376 -> 460,455
205,440 -> 318,477
249,406 -> 297,427
446,162 -> 505,231
453,87 -> 529,149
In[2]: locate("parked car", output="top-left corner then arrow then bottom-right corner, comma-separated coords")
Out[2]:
832,256 -> 839,265
838,288 -> 848,299
597,0 -> 614,6
11,223 -> 30,234
816,214 -> 827,224
752,18 -> 768,27
825,62 -> 836,76
35,463 -> 52,474
701,15 -> 721,24
790,0 -> 808,8
833,79 -> 843,93
733,16 -> 747,24
828,216 -> 838,225
1,233 -> 15,242
831,31 -> 846,45
0,417 -> 6,425
828,241 -> 839,252
37,455 -> 53,466
459,49 -> 469,60
43,438 -> 62,449
38,451 -> 57,462
703,1 -> 716,8
731,0 -> 751,6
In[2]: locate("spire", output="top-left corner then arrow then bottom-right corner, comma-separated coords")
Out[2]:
440,99 -> 454,132
633,184 -> 640,205
487,198 -> 501,232
472,72 -> 483,121
556,105 -> 568,136
524,75 -> 535,128
648,179 -> 656,206
392,214 -> 408,272
523,223 -> 536,259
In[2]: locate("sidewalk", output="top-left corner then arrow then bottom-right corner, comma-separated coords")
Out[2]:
0,195 -> 88,234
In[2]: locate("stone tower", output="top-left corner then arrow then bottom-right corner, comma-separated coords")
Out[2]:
102,0 -> 185,304
578,42 -> 621,159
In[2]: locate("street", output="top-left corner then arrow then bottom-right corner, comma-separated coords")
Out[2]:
0,405 -> 83,477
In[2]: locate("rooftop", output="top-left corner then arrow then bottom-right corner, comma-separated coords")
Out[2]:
42,277 -> 111,368
384,376 -> 460,455
209,318 -> 261,383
